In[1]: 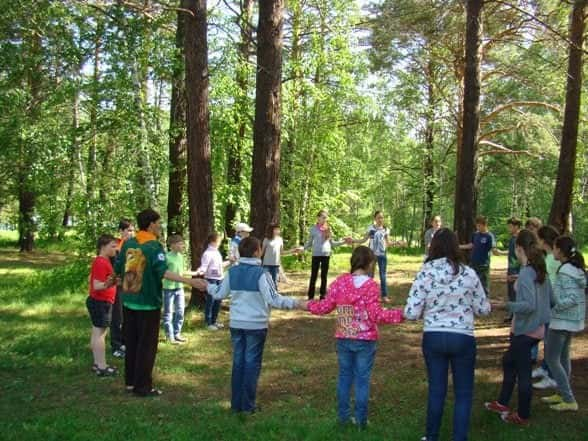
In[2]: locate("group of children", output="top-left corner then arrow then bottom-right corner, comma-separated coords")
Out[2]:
85,208 -> 585,440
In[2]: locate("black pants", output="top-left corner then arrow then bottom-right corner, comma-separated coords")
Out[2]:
110,289 -> 124,352
123,307 -> 161,395
498,333 -> 538,419
308,256 -> 330,299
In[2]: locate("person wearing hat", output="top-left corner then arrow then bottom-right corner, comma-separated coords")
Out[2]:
230,222 -> 253,263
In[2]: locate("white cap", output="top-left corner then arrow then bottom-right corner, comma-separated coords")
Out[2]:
235,222 -> 253,233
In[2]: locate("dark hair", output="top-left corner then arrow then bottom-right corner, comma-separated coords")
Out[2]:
207,232 -> 220,245
239,236 -> 261,258
516,229 -> 546,284
555,236 -> 585,272
537,225 -> 559,249
475,215 -> 487,226
118,218 -> 133,231
373,210 -> 383,219
426,228 -> 463,275
266,224 -> 280,239
350,246 -> 376,274
167,234 -> 183,247
317,209 -> 328,218
137,208 -> 160,231
96,234 -> 116,254
507,217 -> 522,228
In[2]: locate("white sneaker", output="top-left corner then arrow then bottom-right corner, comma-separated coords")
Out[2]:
532,366 -> 548,379
214,322 -> 225,329
533,377 -> 557,389
207,324 -> 219,331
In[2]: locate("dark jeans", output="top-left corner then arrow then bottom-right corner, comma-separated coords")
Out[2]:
110,288 -> 124,351
422,332 -> 476,441
263,265 -> 279,287
230,327 -> 267,412
308,256 -> 330,299
472,264 -> 489,293
376,255 -> 388,298
336,338 -> 376,426
123,307 -> 161,395
205,279 -> 221,326
498,333 -> 539,419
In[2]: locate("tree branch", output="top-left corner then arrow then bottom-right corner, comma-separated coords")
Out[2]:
481,101 -> 560,125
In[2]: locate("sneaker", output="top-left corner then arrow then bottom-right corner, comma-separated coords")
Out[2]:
549,401 -> 578,411
382,297 -> 392,304
214,322 -> 225,329
174,335 -> 187,343
501,412 -> 529,426
112,349 -> 125,358
532,366 -> 549,379
541,394 -> 563,404
207,324 -> 219,331
533,377 -> 557,389
484,400 -> 510,414
166,337 -> 179,345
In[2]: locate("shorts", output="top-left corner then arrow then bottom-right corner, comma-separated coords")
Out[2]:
86,296 -> 113,328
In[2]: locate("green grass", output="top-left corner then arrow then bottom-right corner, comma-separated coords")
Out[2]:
1,247 -> 587,441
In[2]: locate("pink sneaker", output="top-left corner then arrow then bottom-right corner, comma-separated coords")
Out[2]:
484,400 -> 510,414
500,412 -> 529,426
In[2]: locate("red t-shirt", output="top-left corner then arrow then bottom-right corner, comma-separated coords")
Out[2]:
89,256 -> 116,303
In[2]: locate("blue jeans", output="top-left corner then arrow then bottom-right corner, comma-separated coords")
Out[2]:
162,288 -> 185,338
376,255 -> 388,298
205,279 -> 221,326
336,338 -> 377,426
263,265 -> 279,287
422,332 -> 476,441
230,327 -> 267,412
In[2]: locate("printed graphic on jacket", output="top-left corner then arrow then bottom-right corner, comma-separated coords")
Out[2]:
123,248 -> 146,293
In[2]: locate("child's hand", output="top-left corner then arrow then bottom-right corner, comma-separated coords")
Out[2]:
297,300 -> 309,311
106,274 -> 118,288
189,278 -> 208,291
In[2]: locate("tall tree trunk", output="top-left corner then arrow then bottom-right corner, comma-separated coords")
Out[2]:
250,0 -> 284,238
167,4 -> 188,237
63,88 -> 80,229
453,0 -> 482,243
224,0 -> 254,237
548,0 -> 587,233
183,0 -> 213,273
423,56 -> 435,235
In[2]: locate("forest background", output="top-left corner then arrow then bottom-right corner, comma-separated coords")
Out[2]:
1,0 -> 587,264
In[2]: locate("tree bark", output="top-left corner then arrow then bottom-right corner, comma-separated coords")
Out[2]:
183,0 -> 213,276
548,0 -> 587,233
250,0 -> 284,239
63,87 -> 80,229
224,0 -> 254,237
167,4 -> 188,237
453,0 -> 482,243
423,56 -> 435,235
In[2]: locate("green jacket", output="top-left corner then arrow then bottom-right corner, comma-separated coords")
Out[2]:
115,236 -> 168,310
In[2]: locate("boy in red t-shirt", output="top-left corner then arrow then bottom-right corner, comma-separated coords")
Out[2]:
87,234 -> 119,376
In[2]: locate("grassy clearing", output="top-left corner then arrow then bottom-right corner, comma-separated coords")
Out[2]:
0,247 -> 587,441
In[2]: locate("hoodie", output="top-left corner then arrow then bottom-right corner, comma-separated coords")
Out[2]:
404,258 -> 491,336
550,262 -> 586,332
308,273 -> 403,341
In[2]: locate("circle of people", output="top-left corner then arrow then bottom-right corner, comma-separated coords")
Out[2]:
86,209 -> 586,440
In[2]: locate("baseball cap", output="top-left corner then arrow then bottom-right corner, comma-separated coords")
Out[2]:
235,222 -> 253,233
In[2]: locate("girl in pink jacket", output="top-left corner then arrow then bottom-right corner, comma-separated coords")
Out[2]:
307,246 -> 403,428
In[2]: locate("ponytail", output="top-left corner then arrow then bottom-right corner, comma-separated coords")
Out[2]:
516,229 -> 547,284
555,236 -> 585,272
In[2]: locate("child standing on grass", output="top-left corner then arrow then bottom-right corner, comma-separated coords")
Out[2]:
541,236 -> 586,412
485,230 -> 552,425
502,218 -> 521,322
207,237 -> 307,413
459,216 -> 500,293
304,210 -> 346,300
261,224 -> 301,287
405,228 -> 490,441
162,234 -> 188,344
306,246 -> 404,428
229,222 -> 253,262
197,232 -> 230,331
424,215 -> 442,257
87,234 -> 119,377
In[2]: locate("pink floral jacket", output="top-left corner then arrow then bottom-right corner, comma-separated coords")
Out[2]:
308,273 -> 404,340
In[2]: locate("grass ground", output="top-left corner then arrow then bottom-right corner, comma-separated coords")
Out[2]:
0,245 -> 587,441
